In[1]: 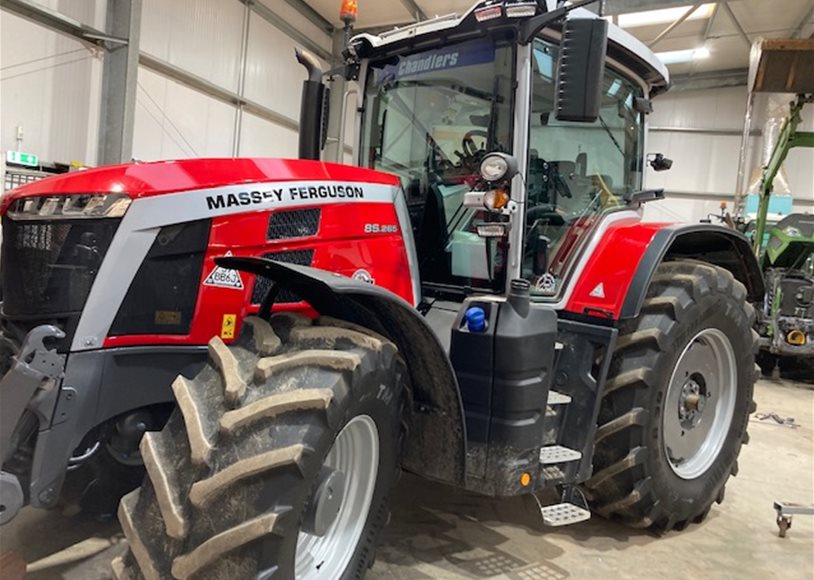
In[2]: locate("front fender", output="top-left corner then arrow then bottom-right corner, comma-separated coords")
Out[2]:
219,256 -> 467,486
620,224 -> 765,319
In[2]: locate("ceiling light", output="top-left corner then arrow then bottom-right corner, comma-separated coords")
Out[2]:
617,4 -> 716,28
655,47 -> 711,65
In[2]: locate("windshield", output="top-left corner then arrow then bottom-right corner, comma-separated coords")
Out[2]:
524,38 -> 645,297
361,36 -> 514,294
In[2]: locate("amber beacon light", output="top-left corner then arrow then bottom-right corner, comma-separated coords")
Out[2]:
340,0 -> 358,25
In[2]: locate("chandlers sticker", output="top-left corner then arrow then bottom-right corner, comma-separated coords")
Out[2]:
203,251 -> 244,289
205,184 -> 366,211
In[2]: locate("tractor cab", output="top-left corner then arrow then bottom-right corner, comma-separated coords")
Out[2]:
342,1 -> 670,306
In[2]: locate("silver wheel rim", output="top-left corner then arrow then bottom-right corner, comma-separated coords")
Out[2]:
663,328 -> 737,480
295,415 -> 379,579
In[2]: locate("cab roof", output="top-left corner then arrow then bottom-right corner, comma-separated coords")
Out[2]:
352,0 -> 669,95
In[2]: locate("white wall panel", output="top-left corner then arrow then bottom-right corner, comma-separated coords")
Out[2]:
243,12 -> 329,123
644,86 -> 814,224
35,0 -> 107,30
257,1 -> 332,55
238,112 -> 298,159
1,11 -> 102,164
133,67 -> 236,161
140,0 -> 244,92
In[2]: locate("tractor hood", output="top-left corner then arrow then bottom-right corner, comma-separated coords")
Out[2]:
766,213 -> 814,267
1,158 -> 400,214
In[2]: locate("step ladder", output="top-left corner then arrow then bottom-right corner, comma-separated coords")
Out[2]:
536,391 -> 591,526
533,486 -> 592,527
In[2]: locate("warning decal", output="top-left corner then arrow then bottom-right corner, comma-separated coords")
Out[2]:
221,314 -> 237,339
203,251 -> 244,290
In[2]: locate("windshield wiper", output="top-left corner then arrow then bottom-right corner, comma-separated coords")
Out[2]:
598,114 -> 624,157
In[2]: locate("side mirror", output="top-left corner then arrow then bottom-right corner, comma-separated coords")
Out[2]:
648,153 -> 673,172
554,18 -> 608,123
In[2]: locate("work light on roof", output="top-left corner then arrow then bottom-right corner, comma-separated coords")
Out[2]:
475,4 -> 503,22
505,1 -> 538,18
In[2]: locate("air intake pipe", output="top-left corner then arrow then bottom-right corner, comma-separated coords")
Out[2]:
296,48 -> 326,161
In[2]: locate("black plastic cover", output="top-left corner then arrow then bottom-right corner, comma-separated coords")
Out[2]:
109,219 -> 210,336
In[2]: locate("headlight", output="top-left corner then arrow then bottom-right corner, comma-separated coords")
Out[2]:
6,193 -> 131,220
479,152 -> 518,183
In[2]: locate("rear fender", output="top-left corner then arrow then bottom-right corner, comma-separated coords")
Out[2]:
220,256 -> 467,486
620,224 -> 765,319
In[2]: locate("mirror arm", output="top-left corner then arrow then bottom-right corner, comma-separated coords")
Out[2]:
622,188 -> 665,205
519,0 -> 599,44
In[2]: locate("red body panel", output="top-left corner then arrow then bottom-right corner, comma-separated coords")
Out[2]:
103,201 -> 412,348
1,158 -> 400,210
564,220 -> 670,319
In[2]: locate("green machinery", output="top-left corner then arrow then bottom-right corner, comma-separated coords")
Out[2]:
734,39 -> 814,374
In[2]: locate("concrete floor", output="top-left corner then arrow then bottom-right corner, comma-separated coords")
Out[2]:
2,379 -> 812,580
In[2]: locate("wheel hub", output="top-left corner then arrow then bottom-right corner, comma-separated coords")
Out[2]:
678,376 -> 707,428
663,328 -> 737,480
295,415 -> 379,580
302,467 -> 346,537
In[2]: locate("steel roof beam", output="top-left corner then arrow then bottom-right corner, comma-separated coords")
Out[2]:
670,67 -> 748,91
722,2 -> 752,50
240,0 -> 331,62
0,0 -> 126,47
600,0 -> 710,16
400,0 -> 427,22
648,3 -> 703,49
792,3 -> 814,39
281,0 -> 335,34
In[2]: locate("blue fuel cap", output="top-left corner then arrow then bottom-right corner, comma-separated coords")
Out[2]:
465,307 -> 487,332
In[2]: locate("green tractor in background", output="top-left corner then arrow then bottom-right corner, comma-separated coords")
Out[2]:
756,213 -> 814,378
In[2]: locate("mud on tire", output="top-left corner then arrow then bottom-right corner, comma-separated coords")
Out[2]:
585,260 -> 758,531
113,313 -> 406,579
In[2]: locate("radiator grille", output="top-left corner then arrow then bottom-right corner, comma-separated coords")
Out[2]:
1,216 -> 120,316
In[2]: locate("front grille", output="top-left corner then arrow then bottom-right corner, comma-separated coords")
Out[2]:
251,249 -> 314,305
266,208 -> 320,240
1,216 -> 120,317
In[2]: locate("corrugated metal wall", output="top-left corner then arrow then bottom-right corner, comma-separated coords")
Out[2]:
1,0 -> 332,165
1,1 -> 106,165
2,3 -> 811,224
134,0 -> 332,161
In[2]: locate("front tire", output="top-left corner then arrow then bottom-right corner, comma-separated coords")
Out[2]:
586,260 -> 757,531
113,313 -> 406,579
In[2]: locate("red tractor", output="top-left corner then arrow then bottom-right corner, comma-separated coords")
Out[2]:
0,2 -> 762,579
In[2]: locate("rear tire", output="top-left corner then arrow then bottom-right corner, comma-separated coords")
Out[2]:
586,260 -> 758,531
113,313 -> 406,579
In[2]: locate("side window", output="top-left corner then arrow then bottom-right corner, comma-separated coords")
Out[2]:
524,39 -> 644,298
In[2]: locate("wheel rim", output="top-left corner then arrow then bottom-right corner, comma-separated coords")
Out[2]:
663,328 -> 737,480
295,415 -> 379,579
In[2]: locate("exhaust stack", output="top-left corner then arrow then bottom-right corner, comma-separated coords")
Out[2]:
296,48 -> 325,161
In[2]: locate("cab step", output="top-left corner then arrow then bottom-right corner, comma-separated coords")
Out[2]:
539,445 -> 581,464
540,502 -> 591,527
547,391 -> 571,405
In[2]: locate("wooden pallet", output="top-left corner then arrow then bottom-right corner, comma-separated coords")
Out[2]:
750,38 -> 814,94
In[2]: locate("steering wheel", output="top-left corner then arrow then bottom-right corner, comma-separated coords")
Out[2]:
462,130 -> 488,158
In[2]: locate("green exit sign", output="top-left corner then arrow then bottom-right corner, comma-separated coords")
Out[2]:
6,150 -> 39,167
